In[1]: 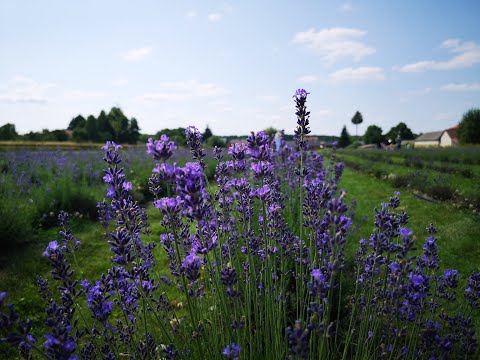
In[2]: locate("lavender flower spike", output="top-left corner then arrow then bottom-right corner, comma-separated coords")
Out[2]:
185,126 -> 206,169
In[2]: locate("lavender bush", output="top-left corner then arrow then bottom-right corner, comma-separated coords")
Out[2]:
1,90 -> 479,359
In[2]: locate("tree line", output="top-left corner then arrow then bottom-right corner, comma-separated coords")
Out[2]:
1,107 -> 479,145
0,107 -> 140,143
337,108 -> 480,148
68,107 -> 140,144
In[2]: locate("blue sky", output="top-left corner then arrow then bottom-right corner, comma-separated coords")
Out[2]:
0,1 -> 479,137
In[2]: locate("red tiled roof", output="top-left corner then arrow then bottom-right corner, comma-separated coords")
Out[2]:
445,126 -> 458,145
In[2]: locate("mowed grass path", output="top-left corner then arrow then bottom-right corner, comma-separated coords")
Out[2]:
341,167 -> 480,276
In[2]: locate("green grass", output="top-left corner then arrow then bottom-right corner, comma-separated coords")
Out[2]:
341,167 -> 480,276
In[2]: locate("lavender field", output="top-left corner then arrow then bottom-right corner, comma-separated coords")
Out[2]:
1,90 -> 479,359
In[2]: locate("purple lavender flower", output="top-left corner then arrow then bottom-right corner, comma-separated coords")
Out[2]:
465,272 -> 480,309
287,320 -> 310,359
42,241 -> 60,257
154,196 -> 183,215
181,252 -> 202,281
146,135 -> 177,161
222,343 -> 241,359
293,88 -> 310,99
185,126 -> 206,169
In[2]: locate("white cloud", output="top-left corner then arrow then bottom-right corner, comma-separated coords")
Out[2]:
298,75 -> 319,83
291,27 -> 375,65
123,47 -> 153,62
133,80 -> 229,103
63,90 -> 105,100
330,66 -> 385,81
208,13 -> 222,22
338,3 -> 353,12
0,76 -> 54,104
395,39 -> 480,72
112,79 -> 128,87
186,11 -> 197,19
440,82 -> 480,92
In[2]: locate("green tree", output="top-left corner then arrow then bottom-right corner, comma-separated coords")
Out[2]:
263,127 -> 278,139
108,107 -> 130,143
85,115 -> 98,142
73,128 -> 89,142
458,108 -> 480,144
202,126 -> 213,142
0,123 -> 18,140
338,125 -> 351,148
351,111 -> 363,137
207,135 -> 226,148
68,115 -> 86,130
385,122 -> 415,141
128,118 -> 140,144
97,110 -> 114,142
364,125 -> 384,145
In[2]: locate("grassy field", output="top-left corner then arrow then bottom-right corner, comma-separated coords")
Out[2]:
336,148 -> 480,212
340,167 -> 480,275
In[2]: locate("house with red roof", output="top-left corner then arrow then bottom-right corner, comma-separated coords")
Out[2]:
414,126 -> 459,147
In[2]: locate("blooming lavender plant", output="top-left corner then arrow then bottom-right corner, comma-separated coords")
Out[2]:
1,90 -> 479,360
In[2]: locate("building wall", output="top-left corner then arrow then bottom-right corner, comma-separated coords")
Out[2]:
440,132 -> 453,147
415,140 -> 439,148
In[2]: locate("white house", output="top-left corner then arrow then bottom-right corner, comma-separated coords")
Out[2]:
414,127 -> 458,148
439,127 -> 459,147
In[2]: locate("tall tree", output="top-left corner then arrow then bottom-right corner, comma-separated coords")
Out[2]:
85,115 -> 98,142
202,126 -> 213,142
0,123 -> 18,140
97,110 -> 114,142
338,125 -> 351,148
351,111 -> 363,137
364,125 -> 384,145
458,108 -> 480,144
68,115 -> 86,130
108,107 -> 129,143
128,118 -> 140,144
385,122 -> 415,141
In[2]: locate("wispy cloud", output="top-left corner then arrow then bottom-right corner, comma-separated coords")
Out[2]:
133,80 -> 229,103
297,75 -> 319,83
292,27 -> 375,65
338,3 -> 353,12
330,66 -> 385,81
112,79 -> 128,87
123,47 -> 153,62
395,39 -> 480,72
0,76 -> 54,104
186,11 -> 197,19
440,82 -> 480,92
208,13 -> 222,22
63,90 -> 105,100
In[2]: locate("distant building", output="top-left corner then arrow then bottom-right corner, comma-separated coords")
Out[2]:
64,129 -> 74,139
414,126 -> 458,147
440,126 -> 459,147
305,136 -> 320,149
